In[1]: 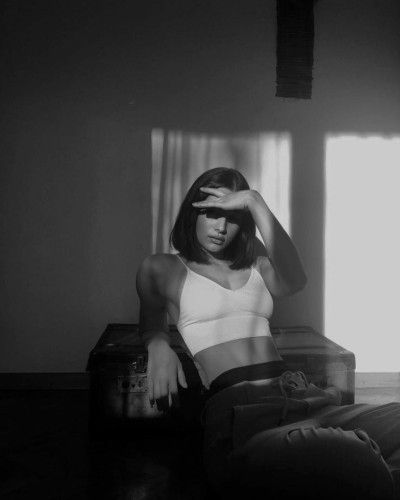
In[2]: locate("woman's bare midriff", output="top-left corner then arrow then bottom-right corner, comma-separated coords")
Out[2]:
194,337 -> 283,384
161,253 -> 283,384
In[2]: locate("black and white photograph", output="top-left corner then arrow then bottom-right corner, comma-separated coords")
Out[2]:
1,1 -> 400,499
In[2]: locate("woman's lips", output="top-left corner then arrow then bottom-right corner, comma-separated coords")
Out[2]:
209,236 -> 225,244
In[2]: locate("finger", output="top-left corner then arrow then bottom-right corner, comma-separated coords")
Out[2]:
192,200 -> 220,208
169,375 -> 178,395
194,199 -> 221,205
170,390 -> 180,408
169,377 -> 180,407
153,379 -> 166,401
147,376 -> 154,406
177,364 -> 188,388
158,378 -> 168,399
168,373 -> 178,407
153,380 -> 163,410
156,380 -> 169,412
153,379 -> 161,404
199,186 -> 225,197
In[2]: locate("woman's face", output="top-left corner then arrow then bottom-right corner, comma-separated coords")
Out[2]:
195,187 -> 242,258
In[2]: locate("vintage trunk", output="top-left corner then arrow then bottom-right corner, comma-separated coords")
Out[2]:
87,324 -> 355,433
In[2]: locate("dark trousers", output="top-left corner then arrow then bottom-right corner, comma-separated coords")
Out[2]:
202,375 -> 400,500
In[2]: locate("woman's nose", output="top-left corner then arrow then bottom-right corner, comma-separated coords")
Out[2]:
215,217 -> 227,233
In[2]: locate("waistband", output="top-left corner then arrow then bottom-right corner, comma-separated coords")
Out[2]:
207,360 -> 288,399
201,368 -> 342,432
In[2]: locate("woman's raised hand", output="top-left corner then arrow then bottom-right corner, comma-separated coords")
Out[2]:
192,187 -> 255,211
146,337 -> 188,411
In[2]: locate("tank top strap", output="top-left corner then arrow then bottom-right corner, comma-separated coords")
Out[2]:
175,253 -> 191,270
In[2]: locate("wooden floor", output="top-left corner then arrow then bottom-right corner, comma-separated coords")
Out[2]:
0,390 -> 209,500
1,387 -> 399,500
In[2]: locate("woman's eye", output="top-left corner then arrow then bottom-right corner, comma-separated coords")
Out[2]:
198,208 -> 241,225
198,208 -> 218,218
207,209 -> 231,220
200,208 -> 241,225
206,209 -> 219,219
199,208 -> 241,223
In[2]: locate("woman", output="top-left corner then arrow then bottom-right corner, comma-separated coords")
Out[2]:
136,167 -> 399,499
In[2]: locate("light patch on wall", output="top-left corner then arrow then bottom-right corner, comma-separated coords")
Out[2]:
151,129 -> 292,254
324,135 -> 400,372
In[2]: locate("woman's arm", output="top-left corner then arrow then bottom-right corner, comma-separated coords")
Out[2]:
136,255 -> 187,410
192,187 -> 307,297
247,191 -> 307,297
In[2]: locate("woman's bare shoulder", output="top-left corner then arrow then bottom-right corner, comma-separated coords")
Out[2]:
137,253 -> 181,281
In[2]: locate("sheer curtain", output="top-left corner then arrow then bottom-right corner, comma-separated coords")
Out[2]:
151,129 -> 292,254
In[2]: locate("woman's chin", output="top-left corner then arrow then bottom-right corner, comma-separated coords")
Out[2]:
202,246 -> 227,259
207,247 -> 225,260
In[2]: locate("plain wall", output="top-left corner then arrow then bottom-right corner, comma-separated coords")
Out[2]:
1,0 -> 399,372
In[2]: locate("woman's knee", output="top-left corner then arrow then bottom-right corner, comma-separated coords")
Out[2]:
230,426 -> 394,499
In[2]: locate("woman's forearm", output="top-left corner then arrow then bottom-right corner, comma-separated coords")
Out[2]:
247,190 -> 307,290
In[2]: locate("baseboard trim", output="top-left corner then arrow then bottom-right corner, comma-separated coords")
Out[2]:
0,372 -> 89,390
1,371 -> 398,391
356,372 -> 400,388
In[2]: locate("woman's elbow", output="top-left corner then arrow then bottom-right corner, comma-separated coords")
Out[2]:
274,274 -> 307,298
287,272 -> 307,295
294,273 -> 307,293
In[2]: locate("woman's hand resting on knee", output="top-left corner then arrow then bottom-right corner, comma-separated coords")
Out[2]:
147,337 -> 187,411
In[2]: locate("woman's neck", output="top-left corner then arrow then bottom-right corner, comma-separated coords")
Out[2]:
202,254 -> 234,270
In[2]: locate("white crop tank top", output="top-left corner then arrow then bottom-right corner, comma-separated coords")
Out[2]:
176,255 -> 274,356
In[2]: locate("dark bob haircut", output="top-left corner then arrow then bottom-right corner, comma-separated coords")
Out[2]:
169,167 -> 256,269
